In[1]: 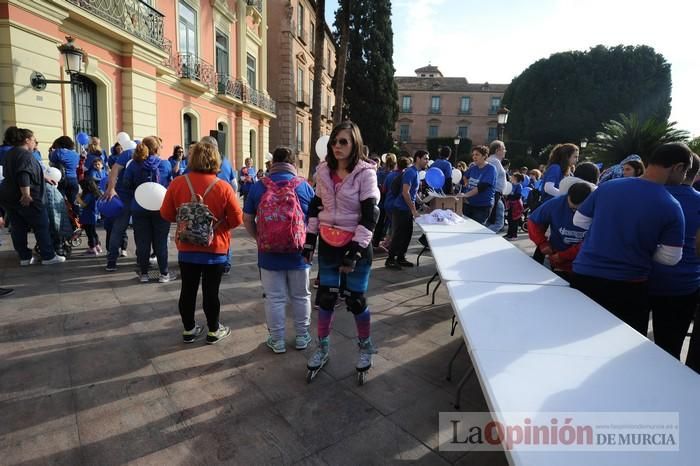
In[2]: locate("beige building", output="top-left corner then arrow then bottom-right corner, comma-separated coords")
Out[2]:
394,65 -> 507,154
267,0 -> 336,177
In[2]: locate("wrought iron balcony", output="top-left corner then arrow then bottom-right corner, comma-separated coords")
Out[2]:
242,83 -> 277,114
175,53 -> 216,88
66,0 -> 165,48
296,90 -> 311,108
216,74 -> 243,100
246,0 -> 263,13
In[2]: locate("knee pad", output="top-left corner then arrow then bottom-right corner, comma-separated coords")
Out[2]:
317,286 -> 339,310
345,291 -> 368,315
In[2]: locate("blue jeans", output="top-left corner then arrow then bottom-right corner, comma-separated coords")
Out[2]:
6,205 -> 56,260
132,211 -> 170,274
486,197 -> 505,232
107,204 -> 131,266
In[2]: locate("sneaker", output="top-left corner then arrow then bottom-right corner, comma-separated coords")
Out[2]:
158,272 -> 177,283
42,255 -> 66,265
119,249 -> 128,257
384,258 -> 402,270
397,258 -> 414,268
20,257 -> 36,266
182,324 -> 204,343
84,247 -> 97,255
139,273 -> 150,283
295,332 -> 312,350
0,287 -> 15,298
223,266 -> 231,276
95,245 -> 103,254
206,324 -> 231,345
266,335 -> 287,354
105,264 -> 117,272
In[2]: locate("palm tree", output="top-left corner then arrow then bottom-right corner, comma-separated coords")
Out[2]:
589,113 -> 689,165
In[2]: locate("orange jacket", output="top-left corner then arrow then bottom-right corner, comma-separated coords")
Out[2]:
160,172 -> 243,254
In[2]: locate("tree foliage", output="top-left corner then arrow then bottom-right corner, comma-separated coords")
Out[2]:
337,0 -> 398,152
588,113 -> 689,165
502,45 -> 672,154
688,136 -> 700,155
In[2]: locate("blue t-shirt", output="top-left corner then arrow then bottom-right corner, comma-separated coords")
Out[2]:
432,159 -> 453,191
540,164 -> 563,203
86,167 -> 106,184
383,170 -> 401,213
79,192 -> 98,225
169,156 -> 187,176
528,195 -> 586,252
464,163 -> 497,207
394,165 -> 419,211
157,160 -> 174,188
573,178 -> 685,281
649,185 -> 700,296
49,148 -> 80,179
218,158 -> 236,186
510,183 -> 522,199
243,171 -> 314,271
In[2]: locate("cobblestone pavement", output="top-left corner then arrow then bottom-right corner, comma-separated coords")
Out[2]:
0,223 -> 528,465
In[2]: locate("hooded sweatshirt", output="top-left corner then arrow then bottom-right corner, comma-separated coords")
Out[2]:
49,148 -> 80,179
122,154 -> 163,214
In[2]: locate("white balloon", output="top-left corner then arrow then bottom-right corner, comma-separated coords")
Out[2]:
135,182 -> 167,211
116,132 -> 130,146
427,160 -> 434,167
503,181 -> 513,196
381,153 -> 387,163
419,170 -> 426,181
124,140 -> 137,151
45,166 -> 62,183
451,168 -> 462,184
315,135 -> 330,161
264,152 -> 273,162
558,176 -> 597,195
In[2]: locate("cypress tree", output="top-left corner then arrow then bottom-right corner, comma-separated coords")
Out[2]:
341,0 -> 398,152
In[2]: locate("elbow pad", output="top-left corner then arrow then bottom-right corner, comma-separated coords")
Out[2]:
308,196 -> 323,218
359,198 -> 380,232
477,182 -> 491,193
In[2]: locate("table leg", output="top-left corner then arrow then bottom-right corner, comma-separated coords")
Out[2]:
431,278 -> 442,305
454,367 -> 475,410
426,272 -> 439,296
446,340 -> 465,381
450,314 -> 458,336
417,246 -> 428,266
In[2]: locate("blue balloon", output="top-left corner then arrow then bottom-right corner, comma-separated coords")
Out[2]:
77,132 -> 90,146
96,197 -> 124,218
425,167 -> 445,190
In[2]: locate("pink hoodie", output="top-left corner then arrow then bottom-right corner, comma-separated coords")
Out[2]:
308,160 -> 380,248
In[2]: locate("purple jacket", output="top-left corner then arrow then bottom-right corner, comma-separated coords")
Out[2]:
308,160 -> 380,248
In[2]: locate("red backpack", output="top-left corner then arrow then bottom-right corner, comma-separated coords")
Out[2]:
256,176 -> 306,253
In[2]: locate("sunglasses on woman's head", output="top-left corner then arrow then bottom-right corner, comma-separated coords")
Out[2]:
330,138 -> 350,147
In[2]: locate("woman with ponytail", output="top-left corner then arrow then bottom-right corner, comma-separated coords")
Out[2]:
123,136 -> 173,283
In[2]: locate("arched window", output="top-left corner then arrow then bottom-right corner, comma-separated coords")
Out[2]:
183,114 -> 193,147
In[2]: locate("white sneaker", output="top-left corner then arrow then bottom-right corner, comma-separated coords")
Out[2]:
139,273 -> 150,283
42,255 -> 66,265
20,257 -> 37,266
158,272 -> 176,283
119,249 -> 128,257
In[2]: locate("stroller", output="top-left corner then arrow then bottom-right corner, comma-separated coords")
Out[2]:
41,183 -> 82,258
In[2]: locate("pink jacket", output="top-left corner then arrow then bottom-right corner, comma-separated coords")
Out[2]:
308,160 -> 380,248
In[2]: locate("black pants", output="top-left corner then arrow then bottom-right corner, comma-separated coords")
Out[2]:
506,210 -> 520,237
389,209 -> 413,260
372,206 -> 387,247
178,261 -> 225,332
570,273 -> 649,335
686,307 -> 700,374
650,290 -> 697,359
83,224 -> 101,248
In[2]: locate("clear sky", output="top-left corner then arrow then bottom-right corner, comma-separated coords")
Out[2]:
325,0 -> 699,137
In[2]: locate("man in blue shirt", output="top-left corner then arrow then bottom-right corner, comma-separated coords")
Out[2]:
386,149 -> 429,269
648,152 -> 700,359
431,146 -> 454,194
571,143 -> 691,335
243,147 -> 315,354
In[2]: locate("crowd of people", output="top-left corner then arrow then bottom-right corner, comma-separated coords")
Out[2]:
0,122 -> 698,377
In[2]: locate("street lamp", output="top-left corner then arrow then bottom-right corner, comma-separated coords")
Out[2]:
453,135 -> 460,161
497,106 -> 510,141
30,36 -> 86,91
580,138 -> 588,149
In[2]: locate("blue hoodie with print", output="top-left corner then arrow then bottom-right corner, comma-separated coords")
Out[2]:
122,154 -> 164,214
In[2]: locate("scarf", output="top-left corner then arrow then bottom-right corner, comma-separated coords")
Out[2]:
269,162 -> 297,176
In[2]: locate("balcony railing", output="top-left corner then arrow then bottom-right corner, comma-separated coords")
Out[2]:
216,74 -> 243,100
296,91 -> 311,108
246,0 -> 263,13
175,53 -> 216,88
429,107 -> 441,114
66,0 -> 165,47
400,106 -> 412,113
243,83 -> 276,114
458,108 -> 472,115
